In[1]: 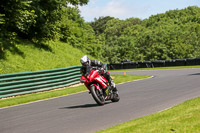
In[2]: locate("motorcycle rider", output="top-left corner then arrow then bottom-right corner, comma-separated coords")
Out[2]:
80,55 -> 116,91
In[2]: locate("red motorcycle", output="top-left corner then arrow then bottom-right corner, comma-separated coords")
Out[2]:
80,69 -> 120,105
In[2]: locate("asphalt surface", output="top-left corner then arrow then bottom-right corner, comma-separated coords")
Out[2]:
1,68 -> 200,133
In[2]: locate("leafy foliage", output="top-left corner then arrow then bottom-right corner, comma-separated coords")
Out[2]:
90,16 -> 114,35
91,6 -> 200,62
0,0 -> 89,59
0,2 -> 200,66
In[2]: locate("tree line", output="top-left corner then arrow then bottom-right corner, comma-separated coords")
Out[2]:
0,1 -> 200,63
90,6 -> 200,63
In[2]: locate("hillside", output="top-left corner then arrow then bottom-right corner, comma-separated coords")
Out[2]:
90,6 -> 200,62
0,40 -> 96,74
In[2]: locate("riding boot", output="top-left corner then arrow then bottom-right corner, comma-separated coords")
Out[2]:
111,80 -> 116,88
109,79 -> 115,88
109,80 -> 117,93
112,86 -> 117,93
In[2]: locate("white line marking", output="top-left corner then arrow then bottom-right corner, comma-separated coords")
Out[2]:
117,76 -> 154,85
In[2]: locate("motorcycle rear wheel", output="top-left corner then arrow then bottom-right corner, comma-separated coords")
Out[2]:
111,91 -> 120,102
90,86 -> 105,105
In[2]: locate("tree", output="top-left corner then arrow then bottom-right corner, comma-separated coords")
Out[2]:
0,0 -> 89,59
90,16 -> 114,35
89,6 -> 200,62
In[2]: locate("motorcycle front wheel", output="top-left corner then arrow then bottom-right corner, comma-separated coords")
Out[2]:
90,85 -> 105,105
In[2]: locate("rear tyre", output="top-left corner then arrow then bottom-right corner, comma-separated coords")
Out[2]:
111,91 -> 120,102
90,85 -> 105,105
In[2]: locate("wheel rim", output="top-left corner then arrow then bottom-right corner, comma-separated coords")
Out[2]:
95,89 -> 105,102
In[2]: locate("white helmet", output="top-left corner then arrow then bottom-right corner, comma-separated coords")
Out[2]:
80,55 -> 90,65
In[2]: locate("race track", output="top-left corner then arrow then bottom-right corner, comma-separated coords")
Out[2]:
1,68 -> 200,133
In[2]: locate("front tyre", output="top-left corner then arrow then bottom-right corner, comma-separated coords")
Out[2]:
90,85 -> 105,105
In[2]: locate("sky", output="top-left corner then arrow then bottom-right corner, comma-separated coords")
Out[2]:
79,0 -> 200,22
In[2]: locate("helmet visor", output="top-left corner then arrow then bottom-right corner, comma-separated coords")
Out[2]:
82,62 -> 88,66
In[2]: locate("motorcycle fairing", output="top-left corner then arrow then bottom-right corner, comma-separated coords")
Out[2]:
80,70 -> 108,90
80,75 -> 90,89
90,84 -> 100,90
90,70 -> 108,89
94,76 -> 107,89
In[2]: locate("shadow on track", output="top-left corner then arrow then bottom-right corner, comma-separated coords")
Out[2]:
60,102 -> 112,109
188,73 -> 200,76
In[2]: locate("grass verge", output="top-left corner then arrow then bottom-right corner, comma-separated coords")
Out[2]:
97,97 -> 200,133
0,40 -> 98,74
0,74 -> 151,108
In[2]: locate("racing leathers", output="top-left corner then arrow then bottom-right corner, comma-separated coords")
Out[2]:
80,60 -> 115,88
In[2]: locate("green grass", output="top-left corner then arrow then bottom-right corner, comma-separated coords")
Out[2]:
0,74 -> 151,108
0,85 -> 87,108
97,97 -> 200,133
0,40 -> 97,74
111,74 -> 151,84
